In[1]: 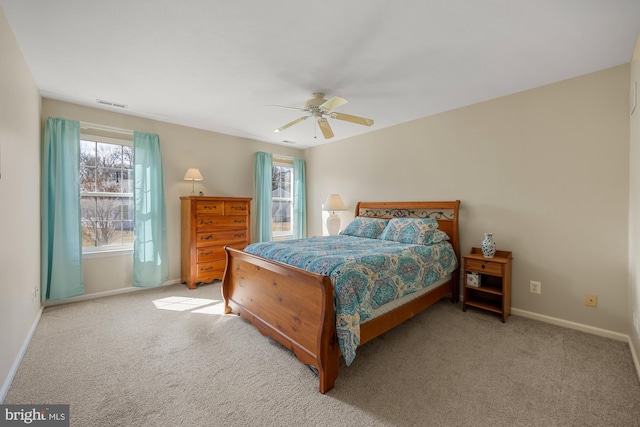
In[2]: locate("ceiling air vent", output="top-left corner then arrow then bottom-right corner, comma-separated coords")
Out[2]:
96,99 -> 127,109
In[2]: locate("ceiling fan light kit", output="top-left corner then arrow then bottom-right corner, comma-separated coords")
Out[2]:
272,92 -> 374,139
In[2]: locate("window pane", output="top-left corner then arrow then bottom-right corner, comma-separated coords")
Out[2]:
110,221 -> 124,245
123,198 -> 134,221
122,220 -> 134,244
271,164 -> 294,235
97,142 -> 122,168
94,197 -> 121,246
122,199 -> 134,244
81,197 -> 97,247
121,169 -> 133,193
96,168 -> 122,193
79,166 -> 96,192
272,200 -> 292,233
80,140 -> 96,167
272,166 -> 292,196
82,221 -> 96,247
122,145 -> 133,168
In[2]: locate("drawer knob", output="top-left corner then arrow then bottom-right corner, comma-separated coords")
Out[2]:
481,264 -> 486,269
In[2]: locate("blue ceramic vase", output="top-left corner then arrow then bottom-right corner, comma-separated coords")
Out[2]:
481,233 -> 496,258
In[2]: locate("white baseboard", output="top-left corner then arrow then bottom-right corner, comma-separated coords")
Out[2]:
512,307 -> 640,381
1,306 -> 43,403
43,279 -> 182,307
628,336 -> 640,383
511,307 -> 629,341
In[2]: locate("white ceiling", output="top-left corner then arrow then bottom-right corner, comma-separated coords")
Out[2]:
2,1 -> 640,148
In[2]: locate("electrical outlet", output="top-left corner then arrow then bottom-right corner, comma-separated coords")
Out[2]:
529,280 -> 541,294
585,293 -> 597,307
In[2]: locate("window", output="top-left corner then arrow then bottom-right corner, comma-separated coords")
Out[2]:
79,135 -> 134,252
272,159 -> 294,240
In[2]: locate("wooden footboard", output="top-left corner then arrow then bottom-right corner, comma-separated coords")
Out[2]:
222,247 -> 340,393
222,200 -> 460,393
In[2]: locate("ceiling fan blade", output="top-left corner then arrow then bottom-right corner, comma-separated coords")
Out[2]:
267,104 -> 308,112
320,96 -> 348,112
275,116 -> 308,132
317,118 -> 334,139
330,112 -> 374,127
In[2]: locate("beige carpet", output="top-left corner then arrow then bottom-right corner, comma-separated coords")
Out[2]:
5,282 -> 640,427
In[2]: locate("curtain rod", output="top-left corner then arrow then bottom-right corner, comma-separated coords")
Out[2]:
80,121 -> 134,136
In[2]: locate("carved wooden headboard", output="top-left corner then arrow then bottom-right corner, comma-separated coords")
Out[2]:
354,200 -> 461,264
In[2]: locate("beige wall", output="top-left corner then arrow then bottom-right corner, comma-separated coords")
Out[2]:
2,2 -> 637,395
307,65 -> 630,334
0,6 -> 42,398
629,35 -> 640,366
41,99 -> 306,294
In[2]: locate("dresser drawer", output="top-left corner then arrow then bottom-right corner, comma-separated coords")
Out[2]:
224,202 -> 249,216
197,246 -> 226,262
196,201 -> 223,214
196,259 -> 226,280
196,215 -> 248,231
196,229 -> 248,246
198,242 -> 246,262
466,259 -> 502,275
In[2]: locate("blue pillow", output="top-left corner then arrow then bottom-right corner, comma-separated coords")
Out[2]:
378,218 -> 446,245
339,217 -> 389,239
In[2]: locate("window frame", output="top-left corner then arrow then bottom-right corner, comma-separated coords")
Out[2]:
272,158 -> 294,241
79,133 -> 134,255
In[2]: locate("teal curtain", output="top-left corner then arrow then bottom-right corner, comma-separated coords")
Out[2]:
133,131 -> 168,287
293,158 -> 306,239
254,152 -> 273,242
41,117 -> 83,301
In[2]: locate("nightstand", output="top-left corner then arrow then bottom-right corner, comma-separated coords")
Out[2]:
462,247 -> 513,322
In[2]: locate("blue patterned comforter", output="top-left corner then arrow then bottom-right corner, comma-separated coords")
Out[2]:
244,235 -> 457,365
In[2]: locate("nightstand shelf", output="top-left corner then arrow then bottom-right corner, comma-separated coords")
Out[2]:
465,299 -> 502,314
462,247 -> 513,322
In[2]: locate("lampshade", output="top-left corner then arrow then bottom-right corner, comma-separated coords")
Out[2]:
183,168 -> 203,181
184,168 -> 203,195
323,194 -> 346,212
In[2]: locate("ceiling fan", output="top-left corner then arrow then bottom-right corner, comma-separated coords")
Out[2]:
271,93 -> 374,139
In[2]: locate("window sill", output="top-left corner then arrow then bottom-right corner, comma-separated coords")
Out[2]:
83,248 -> 133,259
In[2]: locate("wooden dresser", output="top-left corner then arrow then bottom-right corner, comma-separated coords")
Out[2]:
180,196 -> 252,289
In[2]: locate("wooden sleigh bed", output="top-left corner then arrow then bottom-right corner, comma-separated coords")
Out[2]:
222,200 -> 460,393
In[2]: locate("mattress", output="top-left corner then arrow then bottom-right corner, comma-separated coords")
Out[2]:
366,274 -> 451,321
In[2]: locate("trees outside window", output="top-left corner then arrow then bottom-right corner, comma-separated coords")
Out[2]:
272,161 -> 293,239
79,137 -> 134,251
